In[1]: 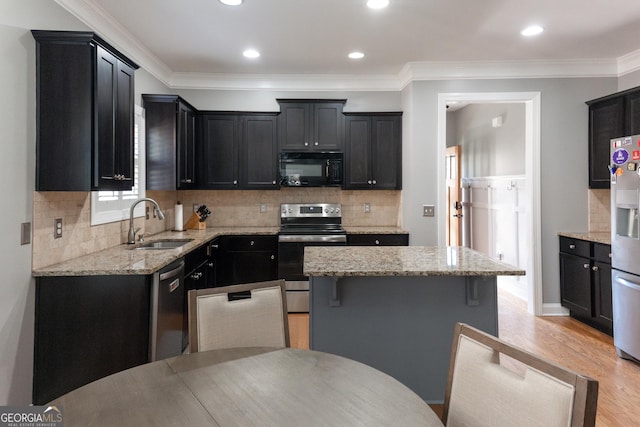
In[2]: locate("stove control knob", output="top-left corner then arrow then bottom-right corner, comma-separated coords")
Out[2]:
336,208 -> 340,213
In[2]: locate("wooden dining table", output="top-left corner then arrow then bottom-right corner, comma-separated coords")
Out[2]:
49,346 -> 444,426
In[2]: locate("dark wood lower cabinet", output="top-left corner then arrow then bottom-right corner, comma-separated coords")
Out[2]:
213,235 -> 278,286
559,237 -> 612,335
34,275 -> 150,404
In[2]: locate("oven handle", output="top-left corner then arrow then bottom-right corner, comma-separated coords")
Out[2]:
278,234 -> 347,243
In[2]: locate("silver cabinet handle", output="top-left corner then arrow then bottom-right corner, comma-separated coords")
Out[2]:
314,142 -> 319,146
304,142 -> 309,146
271,254 -> 275,260
233,180 -> 238,185
569,244 -> 576,249
250,240 -> 255,246
367,180 -> 372,184
592,266 -> 599,272
272,180 -> 276,185
372,180 -> 377,185
208,262 -> 214,268
375,240 -> 380,245
583,263 -> 590,269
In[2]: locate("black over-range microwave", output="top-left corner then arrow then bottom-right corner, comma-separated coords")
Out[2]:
279,152 -> 343,187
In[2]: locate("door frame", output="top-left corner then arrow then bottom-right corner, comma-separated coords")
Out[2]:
437,92 -> 542,316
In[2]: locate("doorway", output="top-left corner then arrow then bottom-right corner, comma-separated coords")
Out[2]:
437,92 -> 542,315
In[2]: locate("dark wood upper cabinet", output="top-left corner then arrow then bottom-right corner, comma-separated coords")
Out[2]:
199,112 -> 279,189
344,113 -> 402,190
587,86 -> 640,189
143,95 -> 197,190
32,30 -> 138,191
277,100 -> 345,151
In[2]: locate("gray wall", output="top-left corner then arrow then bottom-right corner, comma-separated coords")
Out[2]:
447,103 -> 525,177
401,78 -> 618,304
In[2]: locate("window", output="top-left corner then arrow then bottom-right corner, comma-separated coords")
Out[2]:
90,105 -> 146,225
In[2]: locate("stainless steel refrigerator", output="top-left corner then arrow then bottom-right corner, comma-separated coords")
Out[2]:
611,135 -> 640,361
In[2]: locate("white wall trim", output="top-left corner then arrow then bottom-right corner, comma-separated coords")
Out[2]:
55,0 -> 627,92
542,303 -> 570,316
437,92 -> 543,316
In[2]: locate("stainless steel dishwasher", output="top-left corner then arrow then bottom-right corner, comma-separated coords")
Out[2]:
149,258 -> 185,361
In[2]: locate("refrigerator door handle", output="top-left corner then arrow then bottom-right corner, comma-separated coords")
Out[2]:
616,276 -> 640,292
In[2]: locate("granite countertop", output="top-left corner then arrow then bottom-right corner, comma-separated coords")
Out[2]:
343,226 -> 408,234
32,227 -> 279,277
304,246 -> 525,277
558,231 -> 611,245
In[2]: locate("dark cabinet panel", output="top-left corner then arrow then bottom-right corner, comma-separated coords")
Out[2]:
213,235 -> 278,286
347,233 -> 409,246
32,31 -> 138,191
277,100 -> 345,151
558,236 -> 612,335
200,113 -> 279,189
241,115 -> 279,189
143,95 -> 198,190
200,114 -> 240,188
344,113 -> 402,190
34,275 -> 150,404
587,86 -> 640,189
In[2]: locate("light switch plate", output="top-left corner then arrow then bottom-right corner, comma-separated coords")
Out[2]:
364,203 -> 371,213
423,205 -> 435,217
260,203 -> 267,213
54,218 -> 63,238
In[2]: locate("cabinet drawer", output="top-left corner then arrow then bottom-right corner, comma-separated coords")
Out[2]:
347,233 -> 409,246
221,235 -> 277,251
559,237 -> 590,258
593,243 -> 612,264
185,244 -> 209,273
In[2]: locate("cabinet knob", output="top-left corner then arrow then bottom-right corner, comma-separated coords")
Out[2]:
304,142 -> 309,146
250,240 -> 255,246
583,263 -> 590,269
208,262 -> 214,268
592,266 -> 599,272
375,240 -> 380,245
181,179 -> 192,183
271,255 -> 275,260
367,180 -> 372,185
314,142 -> 319,146
272,180 -> 277,185
233,180 -> 238,185
211,244 -> 219,249
372,180 -> 377,185
569,244 -> 576,249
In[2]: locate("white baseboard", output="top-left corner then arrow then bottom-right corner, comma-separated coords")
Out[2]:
541,303 -> 570,316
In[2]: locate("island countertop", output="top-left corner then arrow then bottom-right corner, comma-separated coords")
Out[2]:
304,246 -> 525,277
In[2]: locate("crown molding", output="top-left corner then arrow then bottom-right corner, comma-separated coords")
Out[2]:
618,48 -> 640,76
55,0 -> 630,92
169,72 -> 402,91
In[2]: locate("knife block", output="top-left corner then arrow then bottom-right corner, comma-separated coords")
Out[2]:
184,212 -> 206,230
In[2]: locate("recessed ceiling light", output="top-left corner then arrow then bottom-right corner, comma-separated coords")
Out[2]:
348,52 -> 365,59
243,49 -> 260,59
367,0 -> 389,9
220,0 -> 242,5
521,25 -> 544,36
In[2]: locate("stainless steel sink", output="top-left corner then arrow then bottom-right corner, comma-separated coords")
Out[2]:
134,239 -> 194,250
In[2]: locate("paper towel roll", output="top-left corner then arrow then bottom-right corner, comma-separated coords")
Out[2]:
174,202 -> 183,231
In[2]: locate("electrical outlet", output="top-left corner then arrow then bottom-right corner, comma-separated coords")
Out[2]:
422,205 -> 435,217
260,203 -> 267,213
21,222 -> 31,245
364,203 -> 371,213
54,218 -> 63,239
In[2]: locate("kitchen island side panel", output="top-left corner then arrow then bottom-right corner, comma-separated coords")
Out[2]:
309,275 -> 498,403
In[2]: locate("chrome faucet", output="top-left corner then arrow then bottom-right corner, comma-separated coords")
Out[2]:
128,198 -> 165,244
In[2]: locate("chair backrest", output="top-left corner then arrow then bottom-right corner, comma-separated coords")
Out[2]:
188,279 -> 290,353
442,323 -> 598,427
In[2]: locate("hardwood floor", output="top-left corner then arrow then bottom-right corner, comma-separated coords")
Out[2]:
289,288 -> 640,426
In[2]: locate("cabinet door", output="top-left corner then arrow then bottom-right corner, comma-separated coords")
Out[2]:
313,102 -> 344,151
241,115 -> 279,189
625,90 -> 640,135
177,102 -> 197,189
588,97 -> 624,189
200,115 -> 239,188
278,103 -> 309,150
559,252 -> 592,317
344,115 -> 372,189
371,115 -> 402,189
593,261 -> 613,332
96,46 -> 134,190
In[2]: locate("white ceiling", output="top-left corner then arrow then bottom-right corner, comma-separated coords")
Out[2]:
56,0 -> 640,90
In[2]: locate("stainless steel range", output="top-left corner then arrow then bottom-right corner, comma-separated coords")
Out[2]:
278,203 -> 346,312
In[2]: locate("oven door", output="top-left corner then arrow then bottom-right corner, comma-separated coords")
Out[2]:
278,234 -> 347,312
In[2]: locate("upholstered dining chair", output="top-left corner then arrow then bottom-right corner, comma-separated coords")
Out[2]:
188,279 -> 290,353
442,323 -> 598,427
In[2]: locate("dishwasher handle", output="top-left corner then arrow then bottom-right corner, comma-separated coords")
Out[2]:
616,275 -> 640,292
159,260 -> 185,281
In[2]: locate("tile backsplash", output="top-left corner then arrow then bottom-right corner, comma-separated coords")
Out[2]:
32,188 -> 401,269
588,189 -> 611,233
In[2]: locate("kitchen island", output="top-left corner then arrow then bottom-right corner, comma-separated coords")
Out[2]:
304,245 -> 525,403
